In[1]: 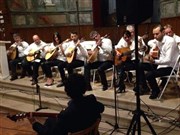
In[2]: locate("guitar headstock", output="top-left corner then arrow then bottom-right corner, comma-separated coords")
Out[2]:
7,112 -> 29,122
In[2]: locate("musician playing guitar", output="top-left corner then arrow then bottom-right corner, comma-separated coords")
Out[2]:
115,26 -> 149,94
84,31 -> 113,91
23,35 -> 47,85
7,33 -> 29,81
43,32 -> 69,86
140,24 -> 179,99
27,73 -> 104,135
60,32 -> 87,83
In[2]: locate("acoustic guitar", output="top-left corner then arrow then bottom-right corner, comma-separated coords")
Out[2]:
45,39 -> 70,60
66,39 -> 83,63
7,46 -> 18,60
115,47 -> 134,66
87,34 -> 109,63
7,112 -> 58,122
26,45 -> 48,62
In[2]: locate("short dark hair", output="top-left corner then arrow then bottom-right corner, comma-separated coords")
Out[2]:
89,31 -> 99,39
13,33 -> 21,38
123,30 -> 131,38
64,73 -> 87,99
153,24 -> 164,32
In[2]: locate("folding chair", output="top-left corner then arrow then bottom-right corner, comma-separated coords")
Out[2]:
68,118 -> 100,135
158,55 -> 180,99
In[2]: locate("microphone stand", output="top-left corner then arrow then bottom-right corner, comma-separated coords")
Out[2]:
107,25 -> 125,135
35,83 -> 48,111
126,24 -> 156,135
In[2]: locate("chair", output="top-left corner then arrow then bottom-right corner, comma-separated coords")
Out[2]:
158,55 -> 180,99
68,119 -> 100,135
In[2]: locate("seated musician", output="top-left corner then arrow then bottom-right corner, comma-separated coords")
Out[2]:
7,33 -> 29,81
28,73 -> 104,135
141,24 -> 179,99
42,32 -> 68,86
57,31 -> 88,87
115,25 -> 148,94
164,24 -> 180,48
84,31 -> 113,91
23,35 -> 47,85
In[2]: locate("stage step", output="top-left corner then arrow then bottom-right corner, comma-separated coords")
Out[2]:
0,88 -> 180,135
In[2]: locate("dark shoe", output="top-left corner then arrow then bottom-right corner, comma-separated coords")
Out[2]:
56,82 -> 64,87
149,90 -> 160,99
10,76 -> 18,81
149,94 -> 158,99
102,85 -> 108,91
117,84 -> 126,93
31,79 -> 38,85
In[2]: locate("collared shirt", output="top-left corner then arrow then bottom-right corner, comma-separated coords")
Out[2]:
46,42 -> 68,62
10,41 -> 29,57
154,35 -> 179,70
115,36 -> 146,60
64,40 -> 88,62
24,40 -> 47,58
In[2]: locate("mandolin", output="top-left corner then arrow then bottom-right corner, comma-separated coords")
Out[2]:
7,46 -> 18,60
87,34 -> 109,63
45,39 -> 70,60
7,112 -> 58,122
66,39 -> 84,63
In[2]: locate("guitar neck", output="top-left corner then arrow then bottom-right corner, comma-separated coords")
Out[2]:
7,112 -> 58,122
28,112 -> 58,117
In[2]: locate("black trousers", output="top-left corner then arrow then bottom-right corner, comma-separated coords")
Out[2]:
84,60 -> 113,87
9,56 -> 26,77
66,60 -> 84,75
22,58 -> 46,81
42,59 -> 67,82
139,62 -> 172,95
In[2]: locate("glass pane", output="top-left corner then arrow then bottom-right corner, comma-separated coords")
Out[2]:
8,0 -> 26,11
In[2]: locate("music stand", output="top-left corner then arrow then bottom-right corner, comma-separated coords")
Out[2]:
126,24 -> 157,135
35,83 -> 48,111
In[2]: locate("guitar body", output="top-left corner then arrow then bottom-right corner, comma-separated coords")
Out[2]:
66,47 -> 76,63
87,47 -> 99,63
26,49 -> 39,62
115,47 -> 132,66
45,49 -> 58,60
7,47 -> 18,60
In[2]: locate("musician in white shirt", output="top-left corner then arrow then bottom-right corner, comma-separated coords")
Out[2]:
115,25 -> 148,94
23,35 -> 47,85
164,24 -> 180,51
141,24 -> 179,99
57,31 -> 87,87
84,31 -> 113,91
42,32 -> 68,86
7,33 -> 29,81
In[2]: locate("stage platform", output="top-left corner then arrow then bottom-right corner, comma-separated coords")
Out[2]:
0,74 -> 180,135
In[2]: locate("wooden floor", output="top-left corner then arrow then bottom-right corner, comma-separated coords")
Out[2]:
0,72 -> 180,135
0,113 -> 36,135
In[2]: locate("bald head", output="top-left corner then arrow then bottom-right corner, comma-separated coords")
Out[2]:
33,35 -> 41,45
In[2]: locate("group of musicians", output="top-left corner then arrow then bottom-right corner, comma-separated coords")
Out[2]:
7,24 -> 180,99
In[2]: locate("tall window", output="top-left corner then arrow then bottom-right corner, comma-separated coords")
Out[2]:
7,0 -> 93,28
